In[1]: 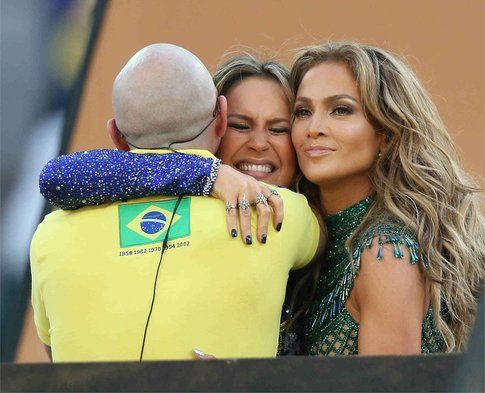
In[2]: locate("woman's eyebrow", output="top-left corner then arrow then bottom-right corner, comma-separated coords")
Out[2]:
267,117 -> 291,125
294,96 -> 311,105
295,94 -> 358,105
324,94 -> 359,104
227,114 -> 252,122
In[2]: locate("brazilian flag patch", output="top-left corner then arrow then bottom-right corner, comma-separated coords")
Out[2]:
118,198 -> 190,248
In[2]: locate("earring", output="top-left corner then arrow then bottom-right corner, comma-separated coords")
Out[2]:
378,151 -> 382,158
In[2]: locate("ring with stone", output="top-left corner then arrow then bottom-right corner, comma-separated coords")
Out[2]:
238,198 -> 251,212
225,201 -> 236,214
268,189 -> 280,199
255,192 -> 268,206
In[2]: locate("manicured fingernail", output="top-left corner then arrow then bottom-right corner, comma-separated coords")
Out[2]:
276,223 -> 282,231
193,348 -> 205,357
231,229 -> 237,238
262,234 -> 267,244
246,235 -> 252,245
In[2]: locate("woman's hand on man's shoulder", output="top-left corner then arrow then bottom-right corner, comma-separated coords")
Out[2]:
211,164 -> 284,245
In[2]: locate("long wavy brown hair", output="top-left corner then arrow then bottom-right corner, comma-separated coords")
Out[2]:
290,41 -> 484,351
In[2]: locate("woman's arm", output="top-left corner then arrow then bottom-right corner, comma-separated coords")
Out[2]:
350,243 -> 427,355
40,149 -> 283,242
40,149 -> 220,209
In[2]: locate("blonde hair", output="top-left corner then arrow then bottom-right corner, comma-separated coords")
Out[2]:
291,41 -> 485,351
213,52 -> 292,104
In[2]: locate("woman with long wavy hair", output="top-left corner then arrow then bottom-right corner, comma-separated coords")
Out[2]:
288,41 -> 484,354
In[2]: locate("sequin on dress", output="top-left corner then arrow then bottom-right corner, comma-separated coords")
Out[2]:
40,149 -> 220,209
304,196 -> 445,356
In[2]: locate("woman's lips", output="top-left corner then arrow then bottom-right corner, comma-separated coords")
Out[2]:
303,146 -> 336,157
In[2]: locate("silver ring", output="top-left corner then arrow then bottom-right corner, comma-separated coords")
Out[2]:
268,189 -> 280,198
225,201 -> 236,214
238,198 -> 251,212
255,192 -> 268,206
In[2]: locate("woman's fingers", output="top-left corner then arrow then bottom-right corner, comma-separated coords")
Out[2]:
266,188 -> 284,232
225,200 -> 238,238
238,194 -> 253,245
212,164 -> 285,244
254,191 -> 271,243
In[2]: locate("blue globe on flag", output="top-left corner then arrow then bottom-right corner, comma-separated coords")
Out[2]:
140,211 -> 166,234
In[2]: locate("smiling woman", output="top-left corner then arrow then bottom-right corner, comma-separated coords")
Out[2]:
218,77 -> 294,185
288,42 -> 484,356
292,62 -> 384,213
214,56 -> 297,188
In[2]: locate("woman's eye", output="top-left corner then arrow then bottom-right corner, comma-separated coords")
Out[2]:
294,108 -> 311,118
229,123 -> 250,131
331,106 -> 352,116
269,127 -> 290,134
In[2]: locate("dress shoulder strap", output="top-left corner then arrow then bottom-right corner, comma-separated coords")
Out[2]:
351,220 -> 427,271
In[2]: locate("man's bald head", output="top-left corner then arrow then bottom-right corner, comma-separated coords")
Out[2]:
112,44 -> 218,148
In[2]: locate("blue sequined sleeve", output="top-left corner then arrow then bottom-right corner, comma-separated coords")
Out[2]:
40,149 -> 221,210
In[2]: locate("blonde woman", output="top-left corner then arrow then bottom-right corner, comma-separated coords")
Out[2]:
40,44 -> 484,355
289,42 -> 484,355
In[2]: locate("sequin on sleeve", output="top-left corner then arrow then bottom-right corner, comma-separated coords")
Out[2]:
351,223 -> 425,270
39,149 -> 221,210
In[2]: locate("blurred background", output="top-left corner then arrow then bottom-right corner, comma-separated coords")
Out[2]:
1,0 -> 483,363
1,0 -> 95,362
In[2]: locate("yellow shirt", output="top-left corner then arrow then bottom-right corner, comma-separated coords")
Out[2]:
30,150 -> 320,362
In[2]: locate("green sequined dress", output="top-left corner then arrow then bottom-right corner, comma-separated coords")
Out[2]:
304,196 -> 445,356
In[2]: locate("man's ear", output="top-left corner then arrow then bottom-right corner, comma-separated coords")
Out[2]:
214,95 -> 227,139
107,118 -> 130,151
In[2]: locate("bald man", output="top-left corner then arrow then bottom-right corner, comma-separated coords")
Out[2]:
109,44 -> 223,152
30,44 -> 321,362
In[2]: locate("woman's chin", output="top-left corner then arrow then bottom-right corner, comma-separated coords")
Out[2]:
302,173 -> 334,187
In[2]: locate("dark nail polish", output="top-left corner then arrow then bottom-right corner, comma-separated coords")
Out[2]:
231,229 -> 238,238
276,223 -> 282,232
246,235 -> 252,245
262,234 -> 267,244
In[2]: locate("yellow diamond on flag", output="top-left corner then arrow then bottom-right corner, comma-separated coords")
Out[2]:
126,205 -> 181,241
